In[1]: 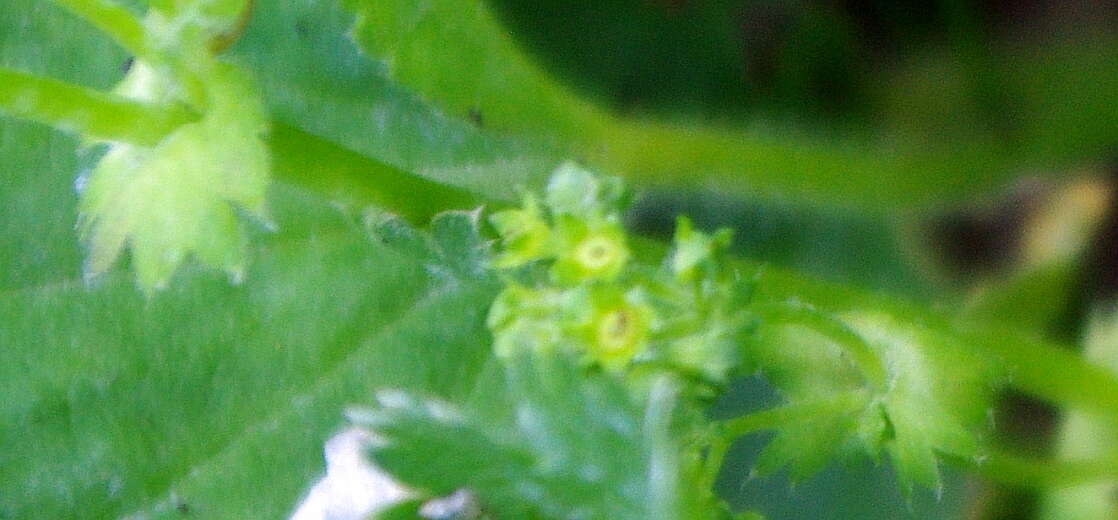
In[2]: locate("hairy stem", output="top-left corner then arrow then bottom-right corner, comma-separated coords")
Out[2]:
269,124 -> 486,224
0,67 -> 194,145
0,67 -> 484,224
645,377 -> 682,520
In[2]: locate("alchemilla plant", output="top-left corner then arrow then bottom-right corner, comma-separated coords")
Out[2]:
2,1 -> 1117,519
346,163 -> 994,518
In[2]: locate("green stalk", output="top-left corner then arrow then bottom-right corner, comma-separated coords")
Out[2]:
0,67 -> 486,225
268,124 -> 486,224
698,435 -> 730,493
47,0 -> 152,58
973,451 -> 1118,490
717,392 -> 868,440
645,377 -> 681,520
958,326 -> 1118,427
0,67 -> 194,145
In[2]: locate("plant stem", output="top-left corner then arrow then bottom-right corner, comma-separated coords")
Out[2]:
0,67 -> 485,225
269,124 -> 487,224
209,0 -> 255,53
717,392 -> 867,440
974,450 -> 1118,490
645,377 -> 681,520
48,0 -> 152,58
0,66 -> 194,145
699,435 -> 729,493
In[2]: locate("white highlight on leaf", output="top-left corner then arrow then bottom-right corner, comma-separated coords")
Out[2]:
419,489 -> 480,519
288,427 -> 414,520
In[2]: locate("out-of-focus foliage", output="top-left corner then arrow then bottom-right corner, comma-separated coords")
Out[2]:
343,0 -> 1118,210
2,0 -> 1118,519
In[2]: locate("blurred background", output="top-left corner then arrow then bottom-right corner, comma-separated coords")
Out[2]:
478,1 -> 1118,518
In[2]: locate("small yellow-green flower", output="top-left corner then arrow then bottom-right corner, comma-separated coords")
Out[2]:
576,289 -> 653,372
485,164 -> 747,390
490,195 -> 551,268
551,217 -> 630,284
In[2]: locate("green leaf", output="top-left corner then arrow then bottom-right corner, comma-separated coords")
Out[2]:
736,304 -> 996,491
368,209 -> 493,283
352,354 -> 686,519
753,404 -> 863,481
341,0 -> 608,143
8,0 -> 280,291
78,61 -> 271,290
0,0 -> 133,290
845,312 -> 991,491
0,184 -> 501,518
227,0 -> 561,204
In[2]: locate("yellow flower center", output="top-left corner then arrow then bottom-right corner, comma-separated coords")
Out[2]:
597,309 -> 632,352
575,235 -> 617,272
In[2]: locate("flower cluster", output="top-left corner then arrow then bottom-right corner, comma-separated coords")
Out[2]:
486,163 -> 752,389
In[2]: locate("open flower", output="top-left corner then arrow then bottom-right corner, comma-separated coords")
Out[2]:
551,216 -> 630,284
573,287 -> 653,371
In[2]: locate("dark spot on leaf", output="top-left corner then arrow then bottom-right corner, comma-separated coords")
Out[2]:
120,57 -> 134,74
468,108 -> 483,127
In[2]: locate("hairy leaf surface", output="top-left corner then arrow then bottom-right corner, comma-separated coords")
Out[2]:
0,184 -> 499,518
